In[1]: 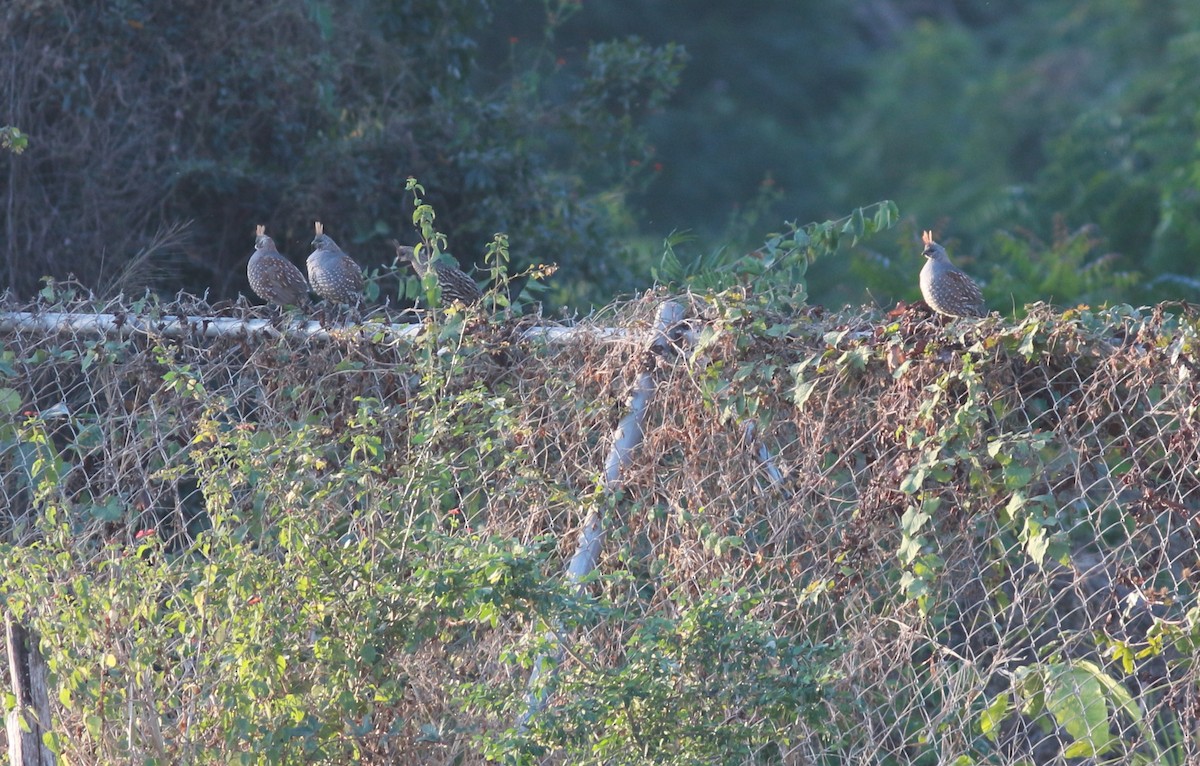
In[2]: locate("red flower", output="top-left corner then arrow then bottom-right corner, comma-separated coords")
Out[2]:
135,528 -> 156,540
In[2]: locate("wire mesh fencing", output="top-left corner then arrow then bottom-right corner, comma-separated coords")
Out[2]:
0,283 -> 1198,764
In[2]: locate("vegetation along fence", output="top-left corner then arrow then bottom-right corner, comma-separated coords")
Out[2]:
1,281 -> 1199,764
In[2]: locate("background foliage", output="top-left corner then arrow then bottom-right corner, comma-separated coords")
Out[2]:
6,1 -> 1200,310
1,0 -> 682,305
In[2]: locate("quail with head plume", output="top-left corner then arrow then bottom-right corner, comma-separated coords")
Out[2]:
307,222 -> 365,304
919,230 -> 986,318
248,225 -> 310,306
392,240 -> 483,305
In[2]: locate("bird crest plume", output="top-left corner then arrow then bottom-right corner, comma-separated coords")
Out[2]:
314,221 -> 324,237
255,224 -> 265,237
389,239 -> 411,258
922,230 -> 934,247
391,239 -> 429,266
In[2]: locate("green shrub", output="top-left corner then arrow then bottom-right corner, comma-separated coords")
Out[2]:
1,1 -> 683,305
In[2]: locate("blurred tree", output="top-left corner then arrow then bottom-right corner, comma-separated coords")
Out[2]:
535,0 -> 869,246
1036,4 -> 1200,297
811,0 -> 1200,310
0,0 -> 684,304
7,0 -> 1200,311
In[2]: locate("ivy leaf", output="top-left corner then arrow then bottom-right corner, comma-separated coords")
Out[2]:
980,692 -> 1011,741
1046,665 -> 1114,757
1004,463 -> 1032,489
900,467 -> 926,494
0,388 -> 23,414
792,379 -> 818,411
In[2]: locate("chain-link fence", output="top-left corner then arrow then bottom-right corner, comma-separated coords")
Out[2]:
1,284 -> 1197,764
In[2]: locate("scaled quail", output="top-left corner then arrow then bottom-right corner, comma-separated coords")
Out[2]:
248,225 -> 310,306
392,240 -> 483,305
919,230 -> 986,318
307,222 -> 365,304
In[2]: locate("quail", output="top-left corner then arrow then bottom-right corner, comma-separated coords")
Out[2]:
248,225 -> 310,306
919,230 -> 986,318
392,240 -> 483,305
307,222 -> 365,304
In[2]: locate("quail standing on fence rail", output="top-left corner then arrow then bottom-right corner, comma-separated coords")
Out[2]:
248,225 -> 310,306
307,222 -> 365,304
392,240 -> 483,305
919,230 -> 986,318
